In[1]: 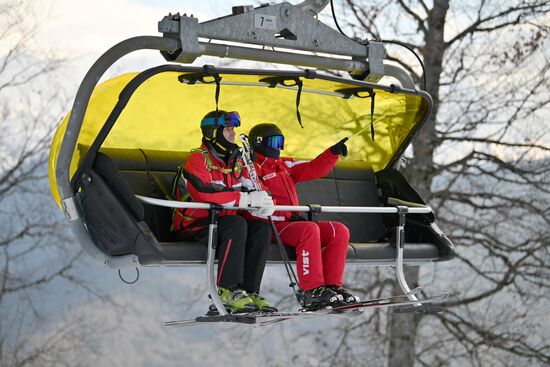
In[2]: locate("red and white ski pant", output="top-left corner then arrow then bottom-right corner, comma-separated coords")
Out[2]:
273,221 -> 350,291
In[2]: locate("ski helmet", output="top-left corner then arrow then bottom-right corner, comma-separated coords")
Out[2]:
200,110 -> 241,154
249,123 -> 284,159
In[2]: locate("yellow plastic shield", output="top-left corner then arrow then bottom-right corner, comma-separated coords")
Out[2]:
48,70 -> 429,206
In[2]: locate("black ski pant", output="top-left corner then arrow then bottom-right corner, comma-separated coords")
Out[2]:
197,216 -> 271,294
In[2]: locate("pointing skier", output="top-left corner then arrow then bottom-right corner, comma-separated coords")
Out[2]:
249,123 -> 360,310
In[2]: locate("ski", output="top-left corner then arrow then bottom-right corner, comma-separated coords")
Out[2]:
331,291 -> 447,312
164,309 -> 332,328
331,286 -> 423,310
164,290 -> 447,327
254,292 -> 448,326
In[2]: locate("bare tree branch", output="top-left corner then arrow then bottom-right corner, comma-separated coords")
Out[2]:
446,2 -> 550,46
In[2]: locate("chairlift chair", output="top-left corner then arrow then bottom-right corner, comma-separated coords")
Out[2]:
48,0 -> 455,318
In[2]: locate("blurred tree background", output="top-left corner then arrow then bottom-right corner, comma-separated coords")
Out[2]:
1,0 -> 549,366
294,1 -> 550,366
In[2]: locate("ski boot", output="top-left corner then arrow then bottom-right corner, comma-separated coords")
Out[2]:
207,288 -> 258,315
249,293 -> 278,313
327,285 -> 360,304
302,286 -> 344,311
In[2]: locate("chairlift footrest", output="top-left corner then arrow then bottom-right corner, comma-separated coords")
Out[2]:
195,314 -> 257,324
165,314 -> 258,326
393,304 -> 446,314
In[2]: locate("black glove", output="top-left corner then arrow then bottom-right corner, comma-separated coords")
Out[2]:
330,137 -> 348,157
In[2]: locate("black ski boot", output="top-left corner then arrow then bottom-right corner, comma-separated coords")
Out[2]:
327,285 -> 360,304
302,286 -> 344,311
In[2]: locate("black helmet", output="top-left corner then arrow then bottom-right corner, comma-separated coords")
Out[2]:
200,110 -> 241,155
249,123 -> 284,159
200,110 -> 241,140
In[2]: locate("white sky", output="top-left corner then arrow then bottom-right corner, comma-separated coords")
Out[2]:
36,1 -> 260,81
43,0 -> 233,53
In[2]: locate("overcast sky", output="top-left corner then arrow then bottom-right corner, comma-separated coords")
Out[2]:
43,0 -> 240,52
38,0 -> 282,85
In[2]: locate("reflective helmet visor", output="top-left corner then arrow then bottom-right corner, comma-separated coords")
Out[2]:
264,135 -> 284,150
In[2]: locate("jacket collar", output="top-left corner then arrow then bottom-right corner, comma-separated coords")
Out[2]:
201,143 -> 227,167
255,152 -> 282,170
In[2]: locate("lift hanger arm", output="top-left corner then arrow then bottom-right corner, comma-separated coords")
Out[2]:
296,0 -> 330,14
157,1 -> 391,84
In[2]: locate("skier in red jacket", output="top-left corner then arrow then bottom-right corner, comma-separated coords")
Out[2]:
249,123 -> 360,310
172,111 -> 277,313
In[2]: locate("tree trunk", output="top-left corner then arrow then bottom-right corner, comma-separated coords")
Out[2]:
387,266 -> 421,367
410,0 -> 448,197
387,2 -> 449,367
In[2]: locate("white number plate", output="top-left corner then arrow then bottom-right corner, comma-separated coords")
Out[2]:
254,14 -> 277,30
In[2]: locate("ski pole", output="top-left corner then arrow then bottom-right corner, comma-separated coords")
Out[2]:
239,134 -> 303,305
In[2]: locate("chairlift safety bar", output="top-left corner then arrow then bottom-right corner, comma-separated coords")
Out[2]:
136,195 -> 432,214
136,194 -> 427,315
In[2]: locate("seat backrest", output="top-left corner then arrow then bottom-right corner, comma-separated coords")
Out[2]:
95,148 -> 188,242
296,161 -> 386,242
98,148 -> 386,243
78,152 -> 162,262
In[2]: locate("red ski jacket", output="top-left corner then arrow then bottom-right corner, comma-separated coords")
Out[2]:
172,145 -> 257,234
254,148 -> 339,220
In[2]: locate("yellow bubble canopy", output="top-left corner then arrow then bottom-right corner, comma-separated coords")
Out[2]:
48,66 -> 430,206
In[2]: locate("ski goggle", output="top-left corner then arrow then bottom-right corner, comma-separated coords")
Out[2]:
264,135 -> 285,150
200,111 -> 241,128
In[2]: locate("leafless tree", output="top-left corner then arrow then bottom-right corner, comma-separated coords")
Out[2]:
225,1 -> 547,366
297,1 -> 550,366
0,1 -> 104,365
11,1 -> 543,364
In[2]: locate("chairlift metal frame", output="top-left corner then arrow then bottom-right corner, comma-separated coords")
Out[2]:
54,0 -> 443,316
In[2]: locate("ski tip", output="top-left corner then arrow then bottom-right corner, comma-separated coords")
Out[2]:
165,319 -> 197,327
